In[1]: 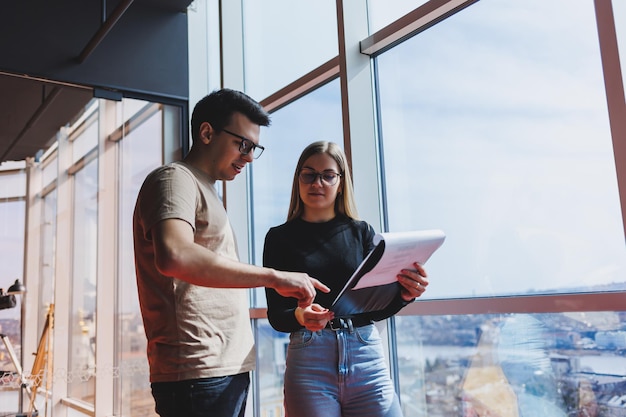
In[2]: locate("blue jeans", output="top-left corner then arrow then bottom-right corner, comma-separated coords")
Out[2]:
151,373 -> 249,417
284,324 -> 403,417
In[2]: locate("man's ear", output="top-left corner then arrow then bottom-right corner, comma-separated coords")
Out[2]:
199,122 -> 213,144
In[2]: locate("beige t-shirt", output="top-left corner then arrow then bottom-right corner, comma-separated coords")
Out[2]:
133,161 -> 255,382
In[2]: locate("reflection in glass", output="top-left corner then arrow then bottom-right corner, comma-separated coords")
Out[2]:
376,0 -> 626,298
69,157 -> 98,402
242,0 -> 338,100
117,109 -> 163,417
396,312 -> 626,417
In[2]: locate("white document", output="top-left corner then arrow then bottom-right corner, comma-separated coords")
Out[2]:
330,229 -> 446,315
350,229 -> 446,290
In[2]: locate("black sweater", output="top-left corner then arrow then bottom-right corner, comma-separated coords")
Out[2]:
263,215 -> 408,333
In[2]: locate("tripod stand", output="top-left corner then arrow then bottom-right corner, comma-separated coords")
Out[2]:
0,332 -> 36,416
1,304 -> 53,417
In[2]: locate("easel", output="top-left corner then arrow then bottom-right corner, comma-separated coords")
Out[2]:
0,304 -> 54,417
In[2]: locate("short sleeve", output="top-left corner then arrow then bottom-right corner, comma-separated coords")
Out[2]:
136,164 -> 198,239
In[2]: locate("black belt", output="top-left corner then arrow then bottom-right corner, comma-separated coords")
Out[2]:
326,317 -> 373,331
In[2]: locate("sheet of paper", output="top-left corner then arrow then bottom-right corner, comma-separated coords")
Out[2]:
351,229 -> 445,290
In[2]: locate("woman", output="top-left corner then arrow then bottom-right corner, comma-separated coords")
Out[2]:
263,141 -> 429,417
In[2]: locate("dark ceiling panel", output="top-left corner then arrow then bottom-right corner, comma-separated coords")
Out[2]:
0,76 -> 93,162
0,0 -> 193,163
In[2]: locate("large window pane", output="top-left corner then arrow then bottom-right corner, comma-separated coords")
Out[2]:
256,320 -> 289,417
68,157 -> 98,402
0,199 -> 25,320
242,0 -> 338,99
376,0 -> 625,298
117,108 -> 163,417
41,156 -> 58,188
0,199 -> 25,406
71,116 -> 98,165
0,169 -> 25,198
367,0 -> 429,34
396,311 -> 626,417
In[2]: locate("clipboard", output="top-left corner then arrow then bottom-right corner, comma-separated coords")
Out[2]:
330,229 -> 445,316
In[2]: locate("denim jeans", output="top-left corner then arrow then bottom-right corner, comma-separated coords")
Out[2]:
284,324 -> 403,417
151,372 -> 249,417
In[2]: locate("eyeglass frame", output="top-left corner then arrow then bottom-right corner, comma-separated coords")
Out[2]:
298,169 -> 343,186
221,128 -> 265,159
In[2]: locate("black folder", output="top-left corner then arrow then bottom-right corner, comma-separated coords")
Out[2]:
331,229 -> 445,316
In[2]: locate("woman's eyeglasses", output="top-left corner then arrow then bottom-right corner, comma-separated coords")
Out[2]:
298,169 -> 342,186
222,129 -> 265,159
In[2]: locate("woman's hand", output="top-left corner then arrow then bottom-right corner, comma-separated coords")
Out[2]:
397,262 -> 429,302
295,303 -> 335,331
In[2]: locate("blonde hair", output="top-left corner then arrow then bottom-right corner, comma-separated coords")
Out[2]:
286,141 -> 359,222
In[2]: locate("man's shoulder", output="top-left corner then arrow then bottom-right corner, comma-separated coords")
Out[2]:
143,162 -> 196,183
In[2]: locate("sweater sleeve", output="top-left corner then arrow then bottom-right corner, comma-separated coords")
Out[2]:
263,228 -> 304,333
365,289 -> 413,322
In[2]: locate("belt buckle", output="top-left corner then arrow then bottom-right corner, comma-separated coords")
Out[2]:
328,318 -> 353,331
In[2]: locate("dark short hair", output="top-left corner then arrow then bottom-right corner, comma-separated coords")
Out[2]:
190,88 -> 271,143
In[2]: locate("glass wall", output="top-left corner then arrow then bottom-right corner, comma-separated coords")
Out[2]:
6,0 -> 624,416
0,165 -> 26,408
68,150 -> 99,402
242,0 -> 338,99
376,0 -> 624,299
240,0 -> 626,416
0,167 -> 26,322
117,105 -> 164,417
374,1 -> 626,416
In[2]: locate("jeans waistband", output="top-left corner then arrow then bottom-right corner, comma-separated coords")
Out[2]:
326,316 -> 373,331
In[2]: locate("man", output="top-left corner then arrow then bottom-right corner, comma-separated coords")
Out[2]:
133,88 -> 329,417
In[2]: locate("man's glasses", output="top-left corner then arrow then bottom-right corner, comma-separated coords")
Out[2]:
222,129 -> 265,159
298,169 -> 342,186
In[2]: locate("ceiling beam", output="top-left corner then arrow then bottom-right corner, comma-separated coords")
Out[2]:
78,0 -> 135,63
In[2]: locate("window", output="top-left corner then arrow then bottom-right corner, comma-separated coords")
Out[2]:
68,155 -> 98,401
367,0 -> 429,33
0,167 -> 26,375
376,0 -> 625,299
117,106 -> 163,417
396,311 -> 626,416
242,0 -> 338,99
